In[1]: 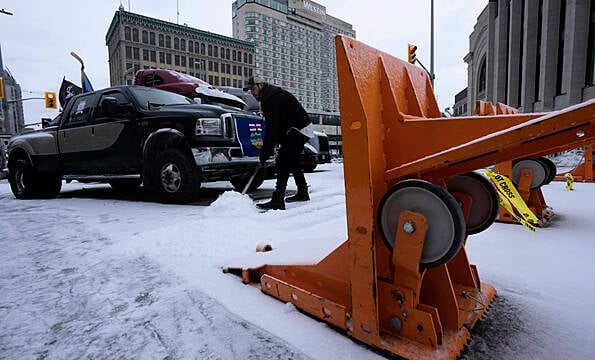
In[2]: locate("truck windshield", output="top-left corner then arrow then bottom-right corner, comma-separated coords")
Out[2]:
129,86 -> 193,108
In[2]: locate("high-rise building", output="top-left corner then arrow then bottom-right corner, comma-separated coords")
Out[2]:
454,0 -> 595,116
105,6 -> 255,88
0,45 -> 24,136
232,0 -> 355,113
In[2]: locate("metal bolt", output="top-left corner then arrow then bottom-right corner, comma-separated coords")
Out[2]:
576,130 -> 585,138
402,310 -> 408,318
403,221 -> 415,234
389,317 -> 402,331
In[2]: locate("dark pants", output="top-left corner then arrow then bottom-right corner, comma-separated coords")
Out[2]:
275,128 -> 309,192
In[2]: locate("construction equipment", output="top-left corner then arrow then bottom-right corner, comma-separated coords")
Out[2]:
225,36 -> 595,359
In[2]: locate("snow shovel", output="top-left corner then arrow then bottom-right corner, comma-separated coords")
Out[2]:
241,164 -> 263,195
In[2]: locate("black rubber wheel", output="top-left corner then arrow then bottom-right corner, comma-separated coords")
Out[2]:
302,164 -> 317,173
152,149 -> 201,204
377,179 -> 466,268
537,157 -> 557,185
36,173 -> 62,199
109,178 -> 142,192
446,172 -> 499,235
512,158 -> 548,189
9,159 -> 39,199
231,170 -> 265,192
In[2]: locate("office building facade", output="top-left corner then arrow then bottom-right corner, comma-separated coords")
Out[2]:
106,6 -> 255,88
231,0 -> 355,113
0,46 -> 24,136
456,0 -> 595,116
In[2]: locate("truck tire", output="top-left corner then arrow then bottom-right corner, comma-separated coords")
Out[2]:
36,173 -> 62,199
302,164 -> 317,173
152,149 -> 201,204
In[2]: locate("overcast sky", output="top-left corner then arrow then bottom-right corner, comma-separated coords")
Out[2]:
0,0 -> 487,124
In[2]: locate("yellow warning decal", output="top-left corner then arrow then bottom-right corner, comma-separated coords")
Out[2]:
484,169 -> 539,227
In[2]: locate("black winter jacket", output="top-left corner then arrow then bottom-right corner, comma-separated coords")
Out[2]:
258,84 -> 311,160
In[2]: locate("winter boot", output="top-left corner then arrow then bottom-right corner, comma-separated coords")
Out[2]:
285,186 -> 310,202
256,190 -> 286,210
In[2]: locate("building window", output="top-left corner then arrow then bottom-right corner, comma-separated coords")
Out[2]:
143,49 -> 149,61
201,43 -> 206,55
181,39 -> 186,51
133,47 -> 140,60
175,55 -> 180,66
132,28 -> 139,42
208,44 -> 213,56
124,26 -> 131,40
233,50 -> 237,61
174,37 -> 179,50
166,53 -> 172,64
166,36 -> 171,48
188,41 -> 194,53
181,56 -> 186,67
142,30 -> 148,44
125,46 -> 132,59
150,51 -> 156,62
226,48 -> 230,59
214,46 -> 219,58
477,56 -> 486,94
159,34 -> 164,47
150,32 -> 156,45
159,52 -> 165,63
249,54 -> 253,64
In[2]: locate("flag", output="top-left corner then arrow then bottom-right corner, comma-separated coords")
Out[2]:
82,71 -> 93,93
58,77 -> 82,108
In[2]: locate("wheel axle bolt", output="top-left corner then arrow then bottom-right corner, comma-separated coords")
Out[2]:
403,221 -> 415,234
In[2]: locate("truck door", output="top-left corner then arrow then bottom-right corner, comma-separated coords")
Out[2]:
58,93 -> 99,174
91,90 -> 142,173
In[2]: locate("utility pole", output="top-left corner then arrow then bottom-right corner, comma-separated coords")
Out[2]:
430,0 -> 435,87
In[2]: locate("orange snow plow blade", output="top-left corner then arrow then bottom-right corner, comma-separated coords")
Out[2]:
225,35 -> 595,359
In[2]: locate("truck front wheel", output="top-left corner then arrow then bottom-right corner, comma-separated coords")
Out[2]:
152,149 -> 201,204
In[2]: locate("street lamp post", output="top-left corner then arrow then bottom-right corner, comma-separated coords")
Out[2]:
430,0 -> 435,87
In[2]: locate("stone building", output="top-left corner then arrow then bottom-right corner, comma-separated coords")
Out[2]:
105,6 -> 255,88
454,0 -> 595,116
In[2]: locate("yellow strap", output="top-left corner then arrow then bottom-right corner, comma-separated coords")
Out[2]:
484,169 -> 539,224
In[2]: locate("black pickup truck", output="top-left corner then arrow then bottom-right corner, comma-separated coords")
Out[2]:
6,85 -> 267,203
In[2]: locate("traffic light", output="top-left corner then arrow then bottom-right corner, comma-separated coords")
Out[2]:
44,91 -> 57,109
0,77 -> 4,99
407,43 -> 417,64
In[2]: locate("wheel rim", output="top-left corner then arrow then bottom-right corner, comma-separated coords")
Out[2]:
160,163 -> 182,193
512,159 -> 548,189
378,180 -> 466,266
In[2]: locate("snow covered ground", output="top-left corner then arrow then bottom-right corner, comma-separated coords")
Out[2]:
1,162 -> 594,359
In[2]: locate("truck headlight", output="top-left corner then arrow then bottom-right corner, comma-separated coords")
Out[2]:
195,118 -> 222,135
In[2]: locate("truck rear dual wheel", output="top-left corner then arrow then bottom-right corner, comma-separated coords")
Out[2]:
9,159 -> 62,199
152,149 -> 201,204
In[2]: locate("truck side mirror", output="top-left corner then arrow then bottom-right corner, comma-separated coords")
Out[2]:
41,118 -> 52,128
101,97 -> 132,116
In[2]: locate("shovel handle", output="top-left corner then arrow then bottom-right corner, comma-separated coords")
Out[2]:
241,164 -> 262,195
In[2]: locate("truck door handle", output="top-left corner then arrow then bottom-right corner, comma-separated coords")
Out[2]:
91,127 -> 95,135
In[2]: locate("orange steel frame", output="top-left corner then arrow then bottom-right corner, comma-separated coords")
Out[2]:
473,103 -> 554,226
554,142 -> 594,182
226,36 -> 595,359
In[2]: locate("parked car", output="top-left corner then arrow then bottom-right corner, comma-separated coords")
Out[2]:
6,85 -> 267,203
134,69 -> 247,110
